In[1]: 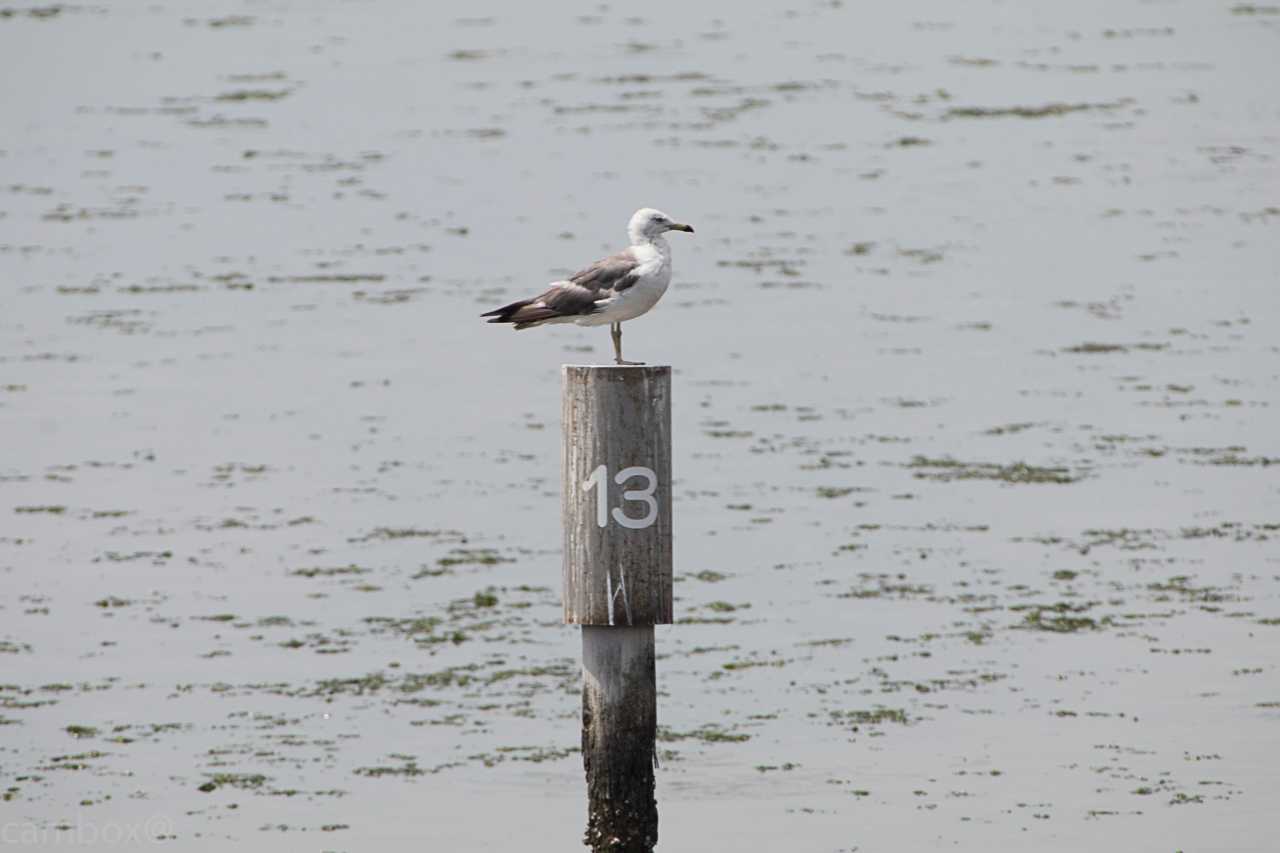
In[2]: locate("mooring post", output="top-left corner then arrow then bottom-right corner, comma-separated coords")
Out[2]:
562,365 -> 673,853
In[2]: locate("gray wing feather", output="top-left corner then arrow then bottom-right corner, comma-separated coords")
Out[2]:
540,281 -> 603,316
530,249 -> 640,317
568,249 -> 641,295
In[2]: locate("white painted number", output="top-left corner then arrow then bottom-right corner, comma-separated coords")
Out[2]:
583,465 -> 610,528
611,466 -> 658,529
583,464 -> 659,530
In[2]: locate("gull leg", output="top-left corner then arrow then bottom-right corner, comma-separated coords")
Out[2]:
611,322 -> 644,366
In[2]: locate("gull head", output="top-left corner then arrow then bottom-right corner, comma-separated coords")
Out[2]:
629,207 -> 695,244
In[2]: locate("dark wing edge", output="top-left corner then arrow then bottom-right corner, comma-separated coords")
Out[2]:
480,249 -> 640,329
480,281 -> 600,329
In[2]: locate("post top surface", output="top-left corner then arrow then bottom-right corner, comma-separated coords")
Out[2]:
562,364 -> 672,384
562,364 -> 671,370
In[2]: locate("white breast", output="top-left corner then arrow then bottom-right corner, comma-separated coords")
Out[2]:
578,239 -> 673,326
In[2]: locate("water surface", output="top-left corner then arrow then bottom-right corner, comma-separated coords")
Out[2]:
1,1 -> 1278,850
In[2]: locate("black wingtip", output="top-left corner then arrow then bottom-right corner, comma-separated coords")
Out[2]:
480,299 -> 528,322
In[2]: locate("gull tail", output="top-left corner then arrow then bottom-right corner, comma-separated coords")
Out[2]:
481,299 -> 560,330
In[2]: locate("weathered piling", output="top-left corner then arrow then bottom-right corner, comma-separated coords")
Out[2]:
562,365 -> 673,853
581,625 -> 657,852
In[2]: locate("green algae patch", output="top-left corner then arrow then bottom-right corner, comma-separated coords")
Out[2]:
1148,575 -> 1233,604
675,615 -> 735,625
204,15 -> 254,27
0,6 -> 65,19
831,708 -> 909,726
1188,453 -> 1279,467
658,725 -> 750,744
303,664 -> 483,699
366,616 -> 443,637
215,90 -> 290,102
816,486 -> 857,498
484,663 -> 575,687
1063,342 -> 1169,354
1014,603 -> 1109,633
354,762 -> 427,778
907,456 -> 1079,484
721,657 -> 785,671
350,527 -> 463,543
290,565 -> 369,578
199,772 -> 268,792
437,548 -> 511,568
706,601 -> 747,613
355,757 -> 462,776
945,99 -> 1132,119
837,574 -> 933,600
492,744 -> 576,763
269,274 -> 385,284
985,422 -> 1037,436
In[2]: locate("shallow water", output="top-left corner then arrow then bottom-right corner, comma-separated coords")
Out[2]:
1,1 -> 1278,850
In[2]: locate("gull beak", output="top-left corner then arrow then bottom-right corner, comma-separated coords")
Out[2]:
668,222 -> 695,234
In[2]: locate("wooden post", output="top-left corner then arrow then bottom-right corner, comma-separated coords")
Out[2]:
562,365 -> 673,853
581,625 -> 657,852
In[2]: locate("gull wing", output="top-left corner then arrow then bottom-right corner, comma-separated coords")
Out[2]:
481,248 -> 641,328
567,249 -> 641,295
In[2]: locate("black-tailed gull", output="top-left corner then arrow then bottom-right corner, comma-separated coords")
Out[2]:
481,208 -> 694,365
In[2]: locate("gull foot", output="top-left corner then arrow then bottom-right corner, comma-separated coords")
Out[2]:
614,358 -> 646,366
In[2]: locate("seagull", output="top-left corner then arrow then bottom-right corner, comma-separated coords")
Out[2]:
481,208 -> 694,365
